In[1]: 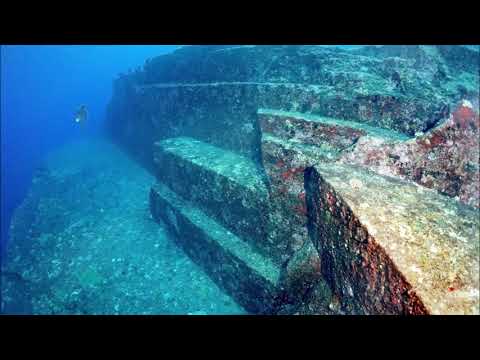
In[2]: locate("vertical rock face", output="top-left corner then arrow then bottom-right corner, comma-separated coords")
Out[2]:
258,108 -> 410,267
106,45 -> 480,314
107,82 -> 259,172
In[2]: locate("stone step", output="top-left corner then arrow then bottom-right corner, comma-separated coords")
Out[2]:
153,136 -> 274,262
149,182 -> 281,314
258,108 -> 410,152
305,162 -> 479,315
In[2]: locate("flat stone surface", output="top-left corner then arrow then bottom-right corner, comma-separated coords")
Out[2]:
138,82 -> 331,89
262,132 -> 341,163
307,162 -> 479,314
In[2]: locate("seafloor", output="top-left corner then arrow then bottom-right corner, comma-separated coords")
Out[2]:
1,140 -> 245,314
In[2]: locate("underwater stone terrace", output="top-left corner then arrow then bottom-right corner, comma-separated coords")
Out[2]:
119,79 -> 479,206
125,86 -> 479,314
108,46 -> 480,314
111,80 -> 434,177
148,122 -> 480,314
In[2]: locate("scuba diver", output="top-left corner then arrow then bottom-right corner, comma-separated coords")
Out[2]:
74,105 -> 88,124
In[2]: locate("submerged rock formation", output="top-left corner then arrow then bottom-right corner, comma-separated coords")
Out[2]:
107,45 -> 479,314
304,164 -> 479,314
3,45 -> 478,315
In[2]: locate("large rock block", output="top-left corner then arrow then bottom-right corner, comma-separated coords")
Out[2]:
258,108 -> 408,264
305,163 -> 479,315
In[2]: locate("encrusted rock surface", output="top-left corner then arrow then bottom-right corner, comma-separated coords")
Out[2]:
258,108 -> 411,304
142,46 -> 478,314
153,136 -> 273,260
305,163 -> 479,314
4,45 -> 479,315
108,45 -> 479,167
340,100 -> 480,207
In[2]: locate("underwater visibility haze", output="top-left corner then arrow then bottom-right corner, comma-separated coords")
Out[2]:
1,45 -> 179,252
1,45 -> 479,315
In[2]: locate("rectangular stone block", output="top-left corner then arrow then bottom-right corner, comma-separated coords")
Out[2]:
305,163 -> 480,315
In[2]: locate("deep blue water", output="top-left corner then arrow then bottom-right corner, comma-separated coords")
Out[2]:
0,45 -> 179,258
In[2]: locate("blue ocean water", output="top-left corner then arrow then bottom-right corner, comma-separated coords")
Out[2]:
0,45 -> 179,258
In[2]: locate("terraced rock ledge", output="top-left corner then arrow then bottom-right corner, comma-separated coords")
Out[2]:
153,137 -> 271,260
150,182 -> 280,314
